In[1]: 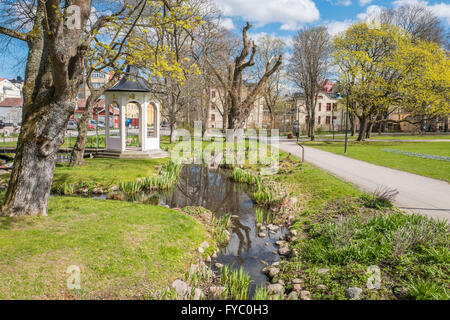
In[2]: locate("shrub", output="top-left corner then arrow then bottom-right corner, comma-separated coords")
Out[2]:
220,266 -> 251,300
302,213 -> 448,265
407,277 -> 450,300
118,181 -> 142,194
253,187 -> 273,205
142,161 -> 182,191
361,186 -> 398,209
253,286 -> 270,300
211,213 -> 231,244
232,167 -> 262,186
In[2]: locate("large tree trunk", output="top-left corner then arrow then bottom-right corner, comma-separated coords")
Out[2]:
71,98 -> 96,166
1,0 -> 91,216
3,99 -> 75,216
350,112 -> 356,136
366,121 -> 374,139
357,115 -> 368,141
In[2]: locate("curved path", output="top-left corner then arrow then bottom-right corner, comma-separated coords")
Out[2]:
278,139 -> 450,221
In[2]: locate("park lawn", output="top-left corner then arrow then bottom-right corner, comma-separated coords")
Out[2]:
0,196 -> 213,299
53,157 -> 170,189
303,141 -> 450,182
369,135 -> 450,140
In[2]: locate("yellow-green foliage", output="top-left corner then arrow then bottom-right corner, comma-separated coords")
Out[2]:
332,22 -> 449,119
88,0 -> 204,84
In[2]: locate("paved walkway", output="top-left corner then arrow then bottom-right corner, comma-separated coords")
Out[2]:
278,139 -> 450,221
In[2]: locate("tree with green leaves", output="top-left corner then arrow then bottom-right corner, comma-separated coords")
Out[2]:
332,22 -> 449,141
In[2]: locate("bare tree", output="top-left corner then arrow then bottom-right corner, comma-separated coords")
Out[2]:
379,3 -> 445,45
288,26 -> 330,141
206,22 -> 282,130
253,35 -> 285,129
190,14 -> 238,134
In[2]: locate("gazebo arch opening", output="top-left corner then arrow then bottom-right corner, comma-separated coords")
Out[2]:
125,101 -> 141,149
147,102 -> 157,138
107,102 -> 120,136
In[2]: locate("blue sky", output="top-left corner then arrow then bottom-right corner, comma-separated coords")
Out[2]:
0,0 -> 449,79
216,0 -> 449,44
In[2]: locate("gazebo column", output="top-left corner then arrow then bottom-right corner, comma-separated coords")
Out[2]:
156,101 -> 160,141
141,100 -> 148,151
120,99 -> 126,152
105,98 -> 110,149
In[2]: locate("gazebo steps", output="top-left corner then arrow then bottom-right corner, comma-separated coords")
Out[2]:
96,149 -> 170,159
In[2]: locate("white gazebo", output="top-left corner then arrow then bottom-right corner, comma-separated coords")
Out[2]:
102,65 -> 168,158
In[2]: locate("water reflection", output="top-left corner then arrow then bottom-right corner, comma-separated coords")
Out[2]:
160,165 -> 283,292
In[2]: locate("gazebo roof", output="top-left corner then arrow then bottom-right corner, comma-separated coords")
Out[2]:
107,65 -> 151,93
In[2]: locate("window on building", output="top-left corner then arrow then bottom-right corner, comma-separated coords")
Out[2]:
333,103 -> 337,110
92,71 -> 105,79
211,114 -> 215,121
211,90 -> 216,98
318,103 -> 321,112
326,103 -> 331,111
326,116 -> 331,124
318,116 -> 321,124
211,103 -> 215,110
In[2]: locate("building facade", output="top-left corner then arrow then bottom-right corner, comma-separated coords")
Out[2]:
77,71 -> 111,100
208,85 -> 264,130
0,78 -> 22,102
294,91 -> 344,133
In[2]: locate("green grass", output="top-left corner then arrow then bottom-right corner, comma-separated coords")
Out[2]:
294,213 -> 449,300
53,158 -> 169,190
303,141 -> 450,182
242,153 -> 449,300
369,135 -> 450,140
0,197 -> 212,299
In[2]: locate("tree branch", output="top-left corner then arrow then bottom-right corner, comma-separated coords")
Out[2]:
0,26 -> 27,42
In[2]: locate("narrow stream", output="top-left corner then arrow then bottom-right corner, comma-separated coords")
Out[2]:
159,165 -> 284,294
85,164 -> 284,294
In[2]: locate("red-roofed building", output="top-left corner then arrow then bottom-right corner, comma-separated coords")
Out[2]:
73,98 -> 119,128
322,79 -> 335,93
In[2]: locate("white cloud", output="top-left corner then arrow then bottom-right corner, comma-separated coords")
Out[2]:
357,5 -> 383,21
247,32 -> 294,48
359,0 -> 373,6
326,0 -> 352,6
218,18 -> 235,30
327,20 -> 353,35
393,0 -> 450,24
215,0 -> 320,30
